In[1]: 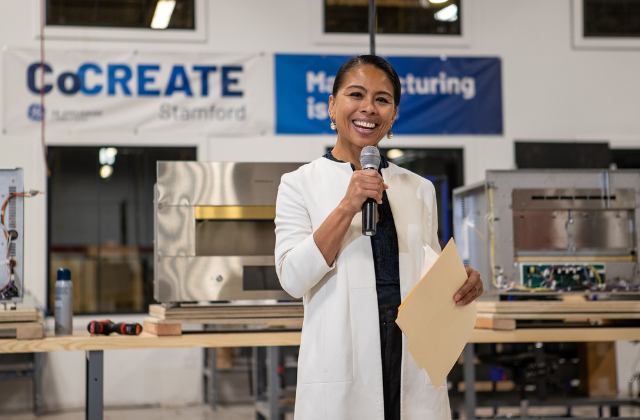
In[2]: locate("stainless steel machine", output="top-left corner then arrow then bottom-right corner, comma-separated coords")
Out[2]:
154,161 -> 305,304
453,170 -> 640,295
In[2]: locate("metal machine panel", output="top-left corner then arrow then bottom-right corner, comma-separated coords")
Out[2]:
513,210 -> 633,253
453,182 -> 493,295
512,188 -> 636,210
154,161 -> 305,303
156,205 -> 196,257
157,162 -> 303,206
513,210 -> 569,251
571,210 -> 634,251
0,169 -> 24,303
155,256 -> 288,302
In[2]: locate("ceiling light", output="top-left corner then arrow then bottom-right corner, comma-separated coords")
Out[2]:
100,165 -> 113,179
430,0 -> 448,3
434,4 -> 458,22
387,149 -> 405,160
99,147 -> 117,165
151,0 -> 176,29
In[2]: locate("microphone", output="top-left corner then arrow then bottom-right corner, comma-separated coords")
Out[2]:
360,146 -> 381,236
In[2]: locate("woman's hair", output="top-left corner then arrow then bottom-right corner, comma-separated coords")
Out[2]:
332,55 -> 401,106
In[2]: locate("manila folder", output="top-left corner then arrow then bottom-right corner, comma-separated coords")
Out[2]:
395,238 -> 477,388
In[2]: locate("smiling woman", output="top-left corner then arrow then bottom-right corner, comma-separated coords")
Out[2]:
274,55 -> 483,420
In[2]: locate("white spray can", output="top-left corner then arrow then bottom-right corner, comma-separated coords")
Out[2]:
54,268 -> 73,336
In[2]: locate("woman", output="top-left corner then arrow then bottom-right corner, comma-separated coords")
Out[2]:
275,55 -> 483,420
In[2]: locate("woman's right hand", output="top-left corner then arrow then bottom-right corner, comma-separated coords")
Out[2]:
339,169 -> 389,215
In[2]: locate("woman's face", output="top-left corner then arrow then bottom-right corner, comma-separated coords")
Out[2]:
329,65 -> 397,149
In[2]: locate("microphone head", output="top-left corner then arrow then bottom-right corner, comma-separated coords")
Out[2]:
360,146 -> 381,170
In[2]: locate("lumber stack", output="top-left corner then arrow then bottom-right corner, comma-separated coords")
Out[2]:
0,309 -> 44,340
145,303 -> 304,336
475,300 -> 640,331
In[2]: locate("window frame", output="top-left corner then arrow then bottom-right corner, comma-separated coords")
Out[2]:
572,0 -> 640,50
45,143 -> 200,315
32,0 -> 207,43
310,0 -> 473,49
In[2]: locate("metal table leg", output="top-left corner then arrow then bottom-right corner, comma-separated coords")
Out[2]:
86,350 -> 104,420
463,343 -> 476,420
203,347 -> 218,410
267,346 -> 280,420
34,352 -> 44,416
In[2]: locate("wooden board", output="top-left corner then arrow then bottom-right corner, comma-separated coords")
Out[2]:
0,309 -> 38,323
475,312 -> 640,321
0,331 -> 304,353
149,303 -> 303,320
0,321 -> 44,340
3,328 -> 640,354
477,300 -> 640,314
144,316 -> 304,336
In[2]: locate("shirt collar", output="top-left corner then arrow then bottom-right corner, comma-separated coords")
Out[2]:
323,149 -> 389,171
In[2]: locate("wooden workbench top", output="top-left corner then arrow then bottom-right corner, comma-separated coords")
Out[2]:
2,327 -> 640,354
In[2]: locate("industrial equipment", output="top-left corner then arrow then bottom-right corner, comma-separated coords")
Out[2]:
154,161 -> 305,304
0,169 -> 25,303
453,170 -> 640,295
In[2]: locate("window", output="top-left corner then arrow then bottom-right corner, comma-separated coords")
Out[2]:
572,0 -> 640,49
325,0 -> 461,35
583,0 -> 640,38
47,146 -> 197,314
35,0 -> 206,42
46,0 -> 195,30
311,0 -> 472,48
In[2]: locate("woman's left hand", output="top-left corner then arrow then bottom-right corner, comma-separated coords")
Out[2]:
454,266 -> 483,306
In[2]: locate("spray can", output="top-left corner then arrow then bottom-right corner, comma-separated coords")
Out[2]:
55,268 -> 73,336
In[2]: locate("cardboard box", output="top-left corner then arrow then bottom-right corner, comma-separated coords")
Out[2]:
579,342 -> 617,397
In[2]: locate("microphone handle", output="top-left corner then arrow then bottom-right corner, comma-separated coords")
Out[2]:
362,198 -> 377,236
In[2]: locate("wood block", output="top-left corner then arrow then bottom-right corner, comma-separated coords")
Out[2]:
475,315 -> 516,331
0,321 -> 44,340
143,318 -> 182,336
0,309 -> 38,323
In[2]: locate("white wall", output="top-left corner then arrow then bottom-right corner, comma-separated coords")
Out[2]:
1,0 -> 639,411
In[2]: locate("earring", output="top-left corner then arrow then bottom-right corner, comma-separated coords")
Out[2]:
330,120 -> 337,131
387,129 -> 393,139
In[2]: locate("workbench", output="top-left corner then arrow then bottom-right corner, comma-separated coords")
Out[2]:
2,327 -> 640,420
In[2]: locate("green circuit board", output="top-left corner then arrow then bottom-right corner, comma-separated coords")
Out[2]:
520,263 -> 606,289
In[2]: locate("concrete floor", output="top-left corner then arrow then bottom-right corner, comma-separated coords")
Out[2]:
3,404 -> 295,420
3,403 -> 640,419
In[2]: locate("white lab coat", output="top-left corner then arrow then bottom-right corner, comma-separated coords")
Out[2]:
275,157 -> 451,420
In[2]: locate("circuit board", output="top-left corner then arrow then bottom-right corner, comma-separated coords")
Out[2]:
520,263 -> 606,290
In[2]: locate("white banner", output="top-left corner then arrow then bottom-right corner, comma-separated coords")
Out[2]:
2,49 -> 273,136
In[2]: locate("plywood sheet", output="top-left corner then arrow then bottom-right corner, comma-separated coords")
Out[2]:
477,301 -> 640,314
149,303 -> 303,320
396,239 -> 477,388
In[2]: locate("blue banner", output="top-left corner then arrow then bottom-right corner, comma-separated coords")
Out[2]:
275,54 -> 502,135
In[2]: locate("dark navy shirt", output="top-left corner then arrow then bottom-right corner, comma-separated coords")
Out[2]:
323,151 -> 401,308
